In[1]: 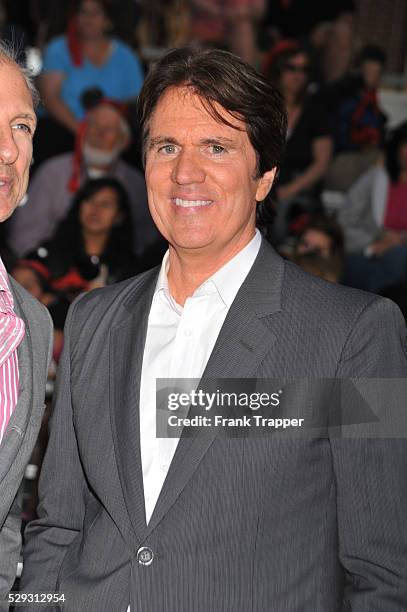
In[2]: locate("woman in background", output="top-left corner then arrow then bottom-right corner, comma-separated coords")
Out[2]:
265,41 -> 333,244
24,177 -> 138,310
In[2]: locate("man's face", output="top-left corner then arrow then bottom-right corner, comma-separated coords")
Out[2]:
145,87 -> 275,261
0,62 -> 35,222
85,105 -> 125,152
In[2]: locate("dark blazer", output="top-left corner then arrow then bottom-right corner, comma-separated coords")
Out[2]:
21,240 -> 407,611
0,279 -> 52,610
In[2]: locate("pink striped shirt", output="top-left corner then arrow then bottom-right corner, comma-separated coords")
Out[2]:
0,257 -> 25,444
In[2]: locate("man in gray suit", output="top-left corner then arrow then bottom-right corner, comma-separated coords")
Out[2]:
0,45 -> 52,609
21,48 -> 407,611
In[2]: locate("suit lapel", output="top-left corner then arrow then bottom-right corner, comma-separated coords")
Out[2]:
0,286 -> 34,483
109,270 -> 158,540
147,241 -> 285,533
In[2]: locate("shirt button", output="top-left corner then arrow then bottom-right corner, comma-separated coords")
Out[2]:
184,328 -> 192,337
137,546 -> 154,566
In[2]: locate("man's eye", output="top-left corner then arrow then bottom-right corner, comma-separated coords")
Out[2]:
13,123 -> 32,134
210,144 -> 226,155
158,144 -> 177,154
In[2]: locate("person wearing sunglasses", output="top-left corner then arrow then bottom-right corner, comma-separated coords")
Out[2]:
265,41 -> 333,244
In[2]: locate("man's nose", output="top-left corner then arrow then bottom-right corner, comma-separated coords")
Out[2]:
0,129 -> 18,165
171,149 -> 205,184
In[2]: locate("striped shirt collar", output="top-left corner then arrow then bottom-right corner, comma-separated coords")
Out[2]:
0,256 -> 25,444
0,256 -> 14,312
0,256 -> 25,368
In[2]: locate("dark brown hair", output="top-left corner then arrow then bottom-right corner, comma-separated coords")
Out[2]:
265,44 -> 311,104
138,47 -> 287,179
71,0 -> 114,20
296,214 -> 345,260
292,252 -> 342,283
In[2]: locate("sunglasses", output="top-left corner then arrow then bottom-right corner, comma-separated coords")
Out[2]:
284,63 -> 310,74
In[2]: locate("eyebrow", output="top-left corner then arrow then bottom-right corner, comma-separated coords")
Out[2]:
199,137 -> 236,146
13,113 -> 37,129
148,136 -> 178,149
148,136 -> 237,149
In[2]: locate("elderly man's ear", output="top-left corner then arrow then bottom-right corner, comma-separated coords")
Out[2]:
255,168 -> 277,202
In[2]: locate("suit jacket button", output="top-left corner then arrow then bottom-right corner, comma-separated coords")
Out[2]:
137,546 -> 154,566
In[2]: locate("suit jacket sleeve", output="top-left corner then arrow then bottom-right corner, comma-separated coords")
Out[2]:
331,296 -> 407,610
20,298 -> 88,600
0,494 -> 22,612
0,294 -> 53,610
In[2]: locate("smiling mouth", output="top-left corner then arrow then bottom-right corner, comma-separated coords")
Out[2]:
173,198 -> 213,208
0,181 -> 13,197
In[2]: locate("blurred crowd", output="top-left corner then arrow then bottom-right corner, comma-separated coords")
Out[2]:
0,0 -> 406,531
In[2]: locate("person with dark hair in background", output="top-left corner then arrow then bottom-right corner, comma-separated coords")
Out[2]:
339,123 -> 407,292
265,41 -> 333,244
323,44 -> 387,192
36,0 -> 144,161
21,47 -> 407,612
292,214 -> 344,282
11,178 -> 137,364
295,214 -> 344,259
335,45 -> 387,153
23,177 -> 138,310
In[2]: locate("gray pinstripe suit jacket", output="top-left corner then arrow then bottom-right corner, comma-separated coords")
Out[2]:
0,279 -> 52,610
21,240 -> 407,611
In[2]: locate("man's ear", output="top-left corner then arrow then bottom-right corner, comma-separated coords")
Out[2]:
255,168 -> 277,202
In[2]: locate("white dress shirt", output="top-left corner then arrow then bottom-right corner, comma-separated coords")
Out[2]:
139,230 -> 261,524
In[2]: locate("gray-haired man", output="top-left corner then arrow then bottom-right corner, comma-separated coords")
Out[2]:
0,45 -> 52,610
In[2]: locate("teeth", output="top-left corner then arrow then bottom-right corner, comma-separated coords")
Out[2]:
0,182 -> 5,186
174,198 -> 212,208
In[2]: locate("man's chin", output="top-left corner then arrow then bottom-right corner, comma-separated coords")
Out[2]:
169,238 -> 216,254
0,201 -> 18,223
